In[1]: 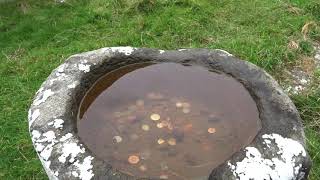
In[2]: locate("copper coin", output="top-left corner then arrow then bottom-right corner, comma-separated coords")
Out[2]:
208,127 -> 216,134
157,138 -> 165,144
167,138 -> 176,146
128,155 -> 140,164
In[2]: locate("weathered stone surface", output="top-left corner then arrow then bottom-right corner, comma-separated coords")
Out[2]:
28,47 -> 311,180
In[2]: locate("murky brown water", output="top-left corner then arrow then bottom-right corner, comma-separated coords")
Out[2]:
78,63 -> 261,180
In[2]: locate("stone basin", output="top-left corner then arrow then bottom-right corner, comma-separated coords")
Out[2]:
28,47 -> 311,180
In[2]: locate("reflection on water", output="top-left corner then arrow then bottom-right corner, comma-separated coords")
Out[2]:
78,63 -> 261,179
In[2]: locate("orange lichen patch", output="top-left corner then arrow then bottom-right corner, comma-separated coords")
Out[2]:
128,155 -> 140,164
208,128 -> 216,134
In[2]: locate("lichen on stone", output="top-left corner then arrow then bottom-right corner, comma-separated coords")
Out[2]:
228,133 -> 306,180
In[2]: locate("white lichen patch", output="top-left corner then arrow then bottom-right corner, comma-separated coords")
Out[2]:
48,119 -> 64,129
110,47 -> 135,56
72,171 -> 79,177
73,156 -> 94,180
36,87 -> 44,95
78,64 -> 91,73
60,133 -> 73,142
57,64 -> 66,73
216,49 -> 233,57
31,130 -> 41,140
34,89 -> 55,106
67,81 -> 79,89
159,50 -> 165,54
32,130 -> 58,163
29,109 -> 40,128
58,143 -> 85,163
229,133 -> 306,180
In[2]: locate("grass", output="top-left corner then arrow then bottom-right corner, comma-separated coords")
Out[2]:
0,0 -> 319,179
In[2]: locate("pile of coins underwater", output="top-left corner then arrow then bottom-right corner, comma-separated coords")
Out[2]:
77,63 -> 261,180
101,92 -> 222,179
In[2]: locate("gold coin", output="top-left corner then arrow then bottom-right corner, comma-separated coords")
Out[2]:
142,124 -> 150,131
157,123 -> 164,128
128,155 -> 140,164
150,113 -> 161,121
157,138 -> 165,144
175,102 -> 183,108
139,165 -> 147,171
113,136 -> 122,143
208,127 -> 216,134
182,108 -> 190,114
167,138 -> 176,146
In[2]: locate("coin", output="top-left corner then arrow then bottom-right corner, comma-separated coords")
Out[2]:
157,123 -> 164,128
142,124 -> 150,131
182,108 -> 190,114
113,136 -> 122,143
150,113 -> 161,121
167,138 -> 176,146
128,155 -> 140,164
159,174 -> 168,179
208,127 -> 216,134
175,102 -> 183,108
157,138 -> 165,144
139,165 -> 147,171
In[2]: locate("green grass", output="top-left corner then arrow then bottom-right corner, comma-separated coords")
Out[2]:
0,0 -> 319,179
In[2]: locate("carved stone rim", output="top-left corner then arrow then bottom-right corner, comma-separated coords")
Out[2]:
28,47 -> 311,180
